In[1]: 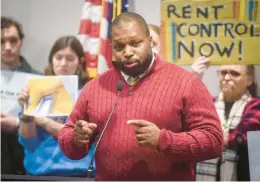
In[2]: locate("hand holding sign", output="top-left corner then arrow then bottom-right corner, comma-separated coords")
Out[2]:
127,119 -> 160,150
191,56 -> 210,79
17,87 -> 29,109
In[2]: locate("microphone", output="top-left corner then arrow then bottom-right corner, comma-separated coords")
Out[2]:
87,81 -> 124,178
116,80 -> 124,91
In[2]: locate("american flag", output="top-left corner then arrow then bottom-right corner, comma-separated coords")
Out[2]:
78,0 -> 128,78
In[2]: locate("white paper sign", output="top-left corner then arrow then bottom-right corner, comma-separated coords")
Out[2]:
1,70 -> 39,116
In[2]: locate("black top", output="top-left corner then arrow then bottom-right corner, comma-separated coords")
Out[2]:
224,101 -> 234,120
1,56 -> 40,175
17,56 -> 41,74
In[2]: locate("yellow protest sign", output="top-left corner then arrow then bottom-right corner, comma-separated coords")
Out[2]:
161,0 -> 260,65
24,76 -> 78,117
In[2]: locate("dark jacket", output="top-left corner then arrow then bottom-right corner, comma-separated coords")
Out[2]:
1,56 -> 41,175
17,56 -> 41,74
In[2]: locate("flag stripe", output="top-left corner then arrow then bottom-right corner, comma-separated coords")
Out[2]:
78,0 -> 128,78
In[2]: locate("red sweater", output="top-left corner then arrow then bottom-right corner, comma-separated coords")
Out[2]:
58,56 -> 223,180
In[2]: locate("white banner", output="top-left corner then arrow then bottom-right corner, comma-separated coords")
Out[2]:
1,70 -> 39,116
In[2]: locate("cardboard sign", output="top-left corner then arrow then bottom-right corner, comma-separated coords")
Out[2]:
24,76 -> 78,117
161,0 -> 260,65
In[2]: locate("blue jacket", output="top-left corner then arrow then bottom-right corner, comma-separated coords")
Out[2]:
18,117 -> 96,177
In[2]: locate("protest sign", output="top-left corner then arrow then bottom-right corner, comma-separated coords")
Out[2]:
1,70 -> 39,116
24,76 -> 78,117
161,0 -> 260,65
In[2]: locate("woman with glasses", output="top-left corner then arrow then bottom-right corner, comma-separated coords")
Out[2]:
191,57 -> 260,181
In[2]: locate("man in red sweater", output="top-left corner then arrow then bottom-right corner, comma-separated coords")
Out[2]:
58,12 -> 223,180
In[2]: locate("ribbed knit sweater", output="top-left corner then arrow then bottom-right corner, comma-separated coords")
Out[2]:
58,56 -> 223,181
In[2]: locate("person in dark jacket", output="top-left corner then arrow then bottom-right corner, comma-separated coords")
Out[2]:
1,16 -> 40,175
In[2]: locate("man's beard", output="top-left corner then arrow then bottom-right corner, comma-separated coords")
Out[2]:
115,52 -> 153,77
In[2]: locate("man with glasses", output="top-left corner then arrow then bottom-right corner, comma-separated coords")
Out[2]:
192,57 -> 260,181
1,16 -> 39,175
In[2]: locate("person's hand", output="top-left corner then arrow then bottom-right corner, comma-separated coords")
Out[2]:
17,87 -> 29,109
191,56 -> 210,79
0,113 -> 19,131
19,113 -> 35,123
74,120 -> 97,148
127,119 -> 160,150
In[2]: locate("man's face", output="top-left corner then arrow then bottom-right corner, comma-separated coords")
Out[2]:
1,26 -> 22,64
111,21 -> 153,77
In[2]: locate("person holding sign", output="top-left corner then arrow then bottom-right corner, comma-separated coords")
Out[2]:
17,36 -> 96,177
58,12 -> 223,180
1,16 -> 41,175
192,58 -> 260,181
1,17 -> 40,132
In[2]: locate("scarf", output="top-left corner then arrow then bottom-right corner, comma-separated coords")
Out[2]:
196,92 -> 251,181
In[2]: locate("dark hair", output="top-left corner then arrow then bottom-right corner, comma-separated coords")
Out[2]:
111,12 -> 150,37
44,36 -> 89,88
246,65 -> 257,97
1,16 -> 24,40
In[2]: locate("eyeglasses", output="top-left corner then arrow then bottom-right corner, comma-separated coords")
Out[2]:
217,69 -> 242,78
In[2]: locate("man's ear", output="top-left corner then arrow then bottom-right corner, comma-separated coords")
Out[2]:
149,36 -> 153,48
247,78 -> 254,87
246,71 -> 255,87
18,39 -> 23,50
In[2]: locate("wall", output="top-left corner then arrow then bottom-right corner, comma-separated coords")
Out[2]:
2,0 -> 260,96
1,0 -> 84,72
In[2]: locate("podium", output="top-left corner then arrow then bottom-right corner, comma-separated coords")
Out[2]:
247,131 -> 260,181
1,174 -> 94,181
